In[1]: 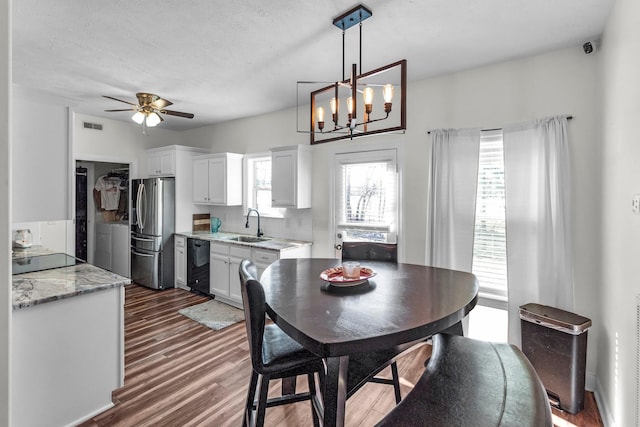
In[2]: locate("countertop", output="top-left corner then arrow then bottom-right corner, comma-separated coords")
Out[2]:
12,246 -> 131,310
176,231 -> 312,251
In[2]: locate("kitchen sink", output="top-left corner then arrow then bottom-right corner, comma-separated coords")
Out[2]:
226,236 -> 271,243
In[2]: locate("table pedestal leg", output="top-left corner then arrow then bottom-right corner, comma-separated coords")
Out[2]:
442,320 -> 464,336
323,355 -> 349,427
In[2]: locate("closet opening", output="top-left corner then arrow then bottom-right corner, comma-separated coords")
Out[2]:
75,160 -> 130,278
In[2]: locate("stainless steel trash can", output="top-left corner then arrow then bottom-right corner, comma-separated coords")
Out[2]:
519,303 -> 592,414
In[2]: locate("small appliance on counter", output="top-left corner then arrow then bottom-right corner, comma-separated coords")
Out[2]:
12,229 -> 33,249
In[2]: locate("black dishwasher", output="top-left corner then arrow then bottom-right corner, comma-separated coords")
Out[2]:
187,238 -> 210,296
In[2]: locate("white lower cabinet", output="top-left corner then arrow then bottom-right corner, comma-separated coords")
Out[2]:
210,243 -> 251,308
228,246 -> 248,302
253,249 -> 279,278
207,243 -> 291,309
210,243 -> 232,298
187,237 -> 312,310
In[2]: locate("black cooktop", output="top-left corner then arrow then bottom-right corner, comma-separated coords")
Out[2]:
12,253 -> 83,275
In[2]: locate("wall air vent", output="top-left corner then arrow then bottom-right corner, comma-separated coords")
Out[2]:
83,121 -> 103,131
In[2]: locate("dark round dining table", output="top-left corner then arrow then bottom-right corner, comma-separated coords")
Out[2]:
260,258 -> 479,427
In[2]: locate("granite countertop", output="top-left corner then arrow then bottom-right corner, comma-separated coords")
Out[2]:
12,247 -> 131,310
176,231 -> 312,251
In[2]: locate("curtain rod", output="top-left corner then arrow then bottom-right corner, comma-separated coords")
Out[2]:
427,115 -> 573,134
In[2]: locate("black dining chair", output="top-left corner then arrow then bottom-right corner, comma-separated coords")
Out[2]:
341,241 -> 403,403
239,259 -> 324,427
342,241 -> 398,263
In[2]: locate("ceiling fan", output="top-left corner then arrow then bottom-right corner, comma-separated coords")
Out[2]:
103,92 -> 194,130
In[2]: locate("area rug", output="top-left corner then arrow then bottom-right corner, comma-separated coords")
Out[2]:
178,299 -> 244,331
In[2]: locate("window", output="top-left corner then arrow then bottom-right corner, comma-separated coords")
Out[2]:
472,130 -> 508,302
335,149 -> 398,243
469,130 -> 508,342
244,154 -> 284,218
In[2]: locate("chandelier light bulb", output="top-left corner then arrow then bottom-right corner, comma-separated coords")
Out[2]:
316,107 -> 325,131
347,97 -> 354,114
330,97 -> 338,115
383,84 -> 394,103
363,87 -> 374,105
363,87 -> 374,115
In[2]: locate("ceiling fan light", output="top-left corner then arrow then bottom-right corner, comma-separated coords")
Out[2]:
132,111 -> 145,124
146,112 -> 161,127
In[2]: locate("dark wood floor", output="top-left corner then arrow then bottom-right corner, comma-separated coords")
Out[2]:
78,284 -> 604,426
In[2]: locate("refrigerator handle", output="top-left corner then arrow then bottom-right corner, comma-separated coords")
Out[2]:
136,186 -> 144,227
131,250 -> 155,258
137,183 -> 145,230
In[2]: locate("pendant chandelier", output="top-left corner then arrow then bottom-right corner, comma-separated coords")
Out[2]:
297,4 -> 406,144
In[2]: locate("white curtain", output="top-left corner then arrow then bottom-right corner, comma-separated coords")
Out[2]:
503,116 -> 574,345
425,129 -> 481,271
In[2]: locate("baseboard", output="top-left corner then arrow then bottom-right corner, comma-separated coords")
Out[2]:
64,401 -> 115,427
595,377 -> 615,427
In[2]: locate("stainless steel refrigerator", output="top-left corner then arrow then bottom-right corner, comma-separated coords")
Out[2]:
131,177 -> 175,289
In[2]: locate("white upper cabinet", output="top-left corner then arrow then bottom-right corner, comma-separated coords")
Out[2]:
192,159 -> 210,203
270,145 -> 312,209
144,145 -> 210,231
147,148 -> 175,176
192,153 -> 243,205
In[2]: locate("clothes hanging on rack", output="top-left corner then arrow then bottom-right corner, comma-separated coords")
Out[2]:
94,175 -> 122,211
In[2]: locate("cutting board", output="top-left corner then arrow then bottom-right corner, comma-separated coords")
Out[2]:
192,213 -> 210,232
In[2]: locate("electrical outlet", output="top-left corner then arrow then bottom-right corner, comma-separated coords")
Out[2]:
632,195 -> 640,214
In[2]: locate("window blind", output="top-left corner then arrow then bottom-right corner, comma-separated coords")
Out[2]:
472,131 -> 508,300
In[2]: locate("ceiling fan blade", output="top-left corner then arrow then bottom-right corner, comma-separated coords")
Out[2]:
104,108 -> 136,112
103,95 -> 137,106
161,109 -> 195,119
151,97 -> 173,109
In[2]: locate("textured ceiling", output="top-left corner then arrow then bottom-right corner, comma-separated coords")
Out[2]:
12,0 -> 613,131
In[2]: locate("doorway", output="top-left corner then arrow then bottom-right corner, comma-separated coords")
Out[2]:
75,160 -> 130,277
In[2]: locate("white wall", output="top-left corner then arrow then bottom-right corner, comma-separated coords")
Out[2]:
598,0 -> 640,424
11,86 -> 69,222
72,111 -> 183,178
184,45 -> 602,391
12,220 -> 70,253
0,1 -> 10,425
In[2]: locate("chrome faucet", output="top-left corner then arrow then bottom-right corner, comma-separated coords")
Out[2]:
245,208 -> 264,237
